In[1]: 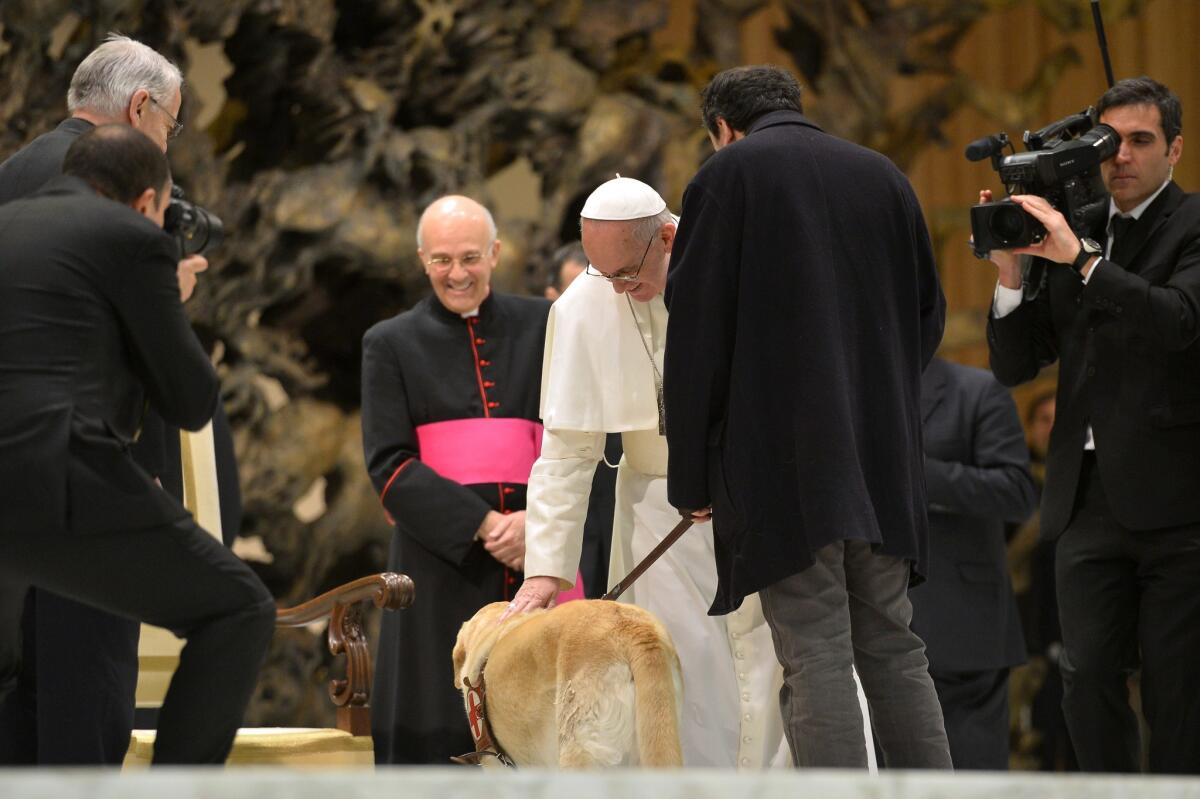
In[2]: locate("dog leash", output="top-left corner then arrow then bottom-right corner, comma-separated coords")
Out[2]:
451,669 -> 516,768
601,517 -> 695,601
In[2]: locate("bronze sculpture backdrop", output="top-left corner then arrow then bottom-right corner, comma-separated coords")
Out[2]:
3,0 -> 1191,728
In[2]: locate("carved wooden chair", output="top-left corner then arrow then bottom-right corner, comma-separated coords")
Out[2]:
126,571 -> 414,767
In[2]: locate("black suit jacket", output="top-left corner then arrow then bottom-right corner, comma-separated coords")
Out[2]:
910,358 -> 1034,672
988,182 -> 1200,537
0,177 -> 219,536
0,118 -> 95,205
664,110 -> 945,613
0,117 -> 242,543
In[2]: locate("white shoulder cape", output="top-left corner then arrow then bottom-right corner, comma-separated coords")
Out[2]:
539,274 -> 666,433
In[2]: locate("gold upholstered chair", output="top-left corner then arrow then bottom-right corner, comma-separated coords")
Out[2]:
125,571 -> 414,767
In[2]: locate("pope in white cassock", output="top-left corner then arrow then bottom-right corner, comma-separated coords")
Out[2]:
504,176 -> 789,768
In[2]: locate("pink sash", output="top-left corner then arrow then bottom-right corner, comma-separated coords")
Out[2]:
557,574 -> 586,604
415,417 -> 543,486
417,417 -> 588,602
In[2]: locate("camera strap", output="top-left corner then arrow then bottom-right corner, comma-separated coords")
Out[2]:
1021,255 -> 1047,302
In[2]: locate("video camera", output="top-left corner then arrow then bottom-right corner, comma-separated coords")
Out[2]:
164,185 -> 224,258
967,108 -> 1120,257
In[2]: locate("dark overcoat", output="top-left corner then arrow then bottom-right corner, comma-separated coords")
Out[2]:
909,358 -> 1033,673
663,110 -> 945,614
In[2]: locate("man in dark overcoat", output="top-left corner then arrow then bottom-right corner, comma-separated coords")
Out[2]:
663,65 -> 951,769
984,76 -> 1200,774
910,357 -> 1036,769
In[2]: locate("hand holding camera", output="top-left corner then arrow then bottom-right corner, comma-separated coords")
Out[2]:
1004,195 -> 1093,274
176,254 -> 208,303
977,189 -> 1022,288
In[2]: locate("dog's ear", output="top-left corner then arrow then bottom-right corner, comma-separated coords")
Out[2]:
451,618 -> 471,689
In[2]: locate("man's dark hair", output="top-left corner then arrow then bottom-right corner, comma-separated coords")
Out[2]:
547,240 -> 587,290
701,65 -> 804,136
1097,76 -> 1183,147
62,124 -> 170,206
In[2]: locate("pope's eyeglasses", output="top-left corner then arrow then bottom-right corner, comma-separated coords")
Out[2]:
585,234 -> 655,283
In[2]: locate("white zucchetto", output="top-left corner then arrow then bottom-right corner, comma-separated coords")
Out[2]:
580,175 -> 667,221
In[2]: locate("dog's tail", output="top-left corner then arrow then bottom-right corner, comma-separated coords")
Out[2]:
626,616 -> 684,767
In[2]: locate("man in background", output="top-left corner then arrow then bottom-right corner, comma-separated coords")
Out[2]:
910,357 -> 1036,769
543,241 -> 587,301
0,33 -> 241,766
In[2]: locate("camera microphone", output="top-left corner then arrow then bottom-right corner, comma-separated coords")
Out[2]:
965,134 -> 1006,162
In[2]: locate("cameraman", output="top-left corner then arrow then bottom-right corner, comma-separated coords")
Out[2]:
0,34 -> 243,765
0,125 -> 274,764
983,77 -> 1200,774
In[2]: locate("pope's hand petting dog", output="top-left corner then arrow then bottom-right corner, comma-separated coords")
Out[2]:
1008,194 -> 1085,267
479,510 -> 525,570
501,576 -> 559,621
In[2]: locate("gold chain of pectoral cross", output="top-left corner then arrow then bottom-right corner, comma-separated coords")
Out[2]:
625,294 -> 666,436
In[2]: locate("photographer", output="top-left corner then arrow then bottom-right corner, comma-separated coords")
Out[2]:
0,125 -> 274,764
0,34 -> 239,766
983,77 -> 1200,774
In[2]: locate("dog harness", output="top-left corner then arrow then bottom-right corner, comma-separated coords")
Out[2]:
451,666 -> 516,767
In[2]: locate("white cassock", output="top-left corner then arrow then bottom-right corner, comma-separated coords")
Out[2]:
523,272 -> 790,768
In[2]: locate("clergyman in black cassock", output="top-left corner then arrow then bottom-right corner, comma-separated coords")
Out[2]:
361,196 -> 550,764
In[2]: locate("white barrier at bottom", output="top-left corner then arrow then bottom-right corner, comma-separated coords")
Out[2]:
2,767 -> 1199,799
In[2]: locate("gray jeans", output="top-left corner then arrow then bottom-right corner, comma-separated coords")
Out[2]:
759,540 -> 952,769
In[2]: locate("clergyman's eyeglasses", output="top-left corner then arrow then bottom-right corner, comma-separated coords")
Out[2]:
425,251 -> 488,272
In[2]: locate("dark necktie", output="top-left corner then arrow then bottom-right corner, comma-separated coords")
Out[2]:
1109,215 -> 1136,266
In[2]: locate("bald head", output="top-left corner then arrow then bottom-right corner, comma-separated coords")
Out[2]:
416,195 -> 497,250
417,195 -> 501,315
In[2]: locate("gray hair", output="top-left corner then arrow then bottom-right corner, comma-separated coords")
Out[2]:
416,196 -> 498,250
67,34 -> 183,117
629,208 -> 676,242
580,207 -> 675,242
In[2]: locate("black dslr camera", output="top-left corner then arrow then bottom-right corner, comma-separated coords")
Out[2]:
164,185 -> 224,258
967,108 -> 1120,257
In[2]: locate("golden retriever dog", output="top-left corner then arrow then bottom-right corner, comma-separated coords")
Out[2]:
452,599 -> 683,768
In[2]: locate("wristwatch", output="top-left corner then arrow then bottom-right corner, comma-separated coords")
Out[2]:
1072,237 -> 1102,274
